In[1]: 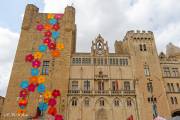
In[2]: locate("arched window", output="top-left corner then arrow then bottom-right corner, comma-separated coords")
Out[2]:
127,98 -> 132,107
100,99 -> 105,107
72,97 -> 78,106
114,99 -> 120,107
140,44 -> 143,51
124,81 -> 130,90
84,98 -> 90,106
177,83 -> 180,92
174,97 -> 178,104
171,97 -> 174,104
143,44 -> 147,51
167,83 -> 171,92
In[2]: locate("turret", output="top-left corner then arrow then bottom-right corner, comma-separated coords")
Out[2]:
22,4 -> 39,30
64,6 -> 75,32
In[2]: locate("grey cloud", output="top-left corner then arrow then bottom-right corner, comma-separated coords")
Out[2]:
0,27 -> 19,96
43,0 -> 180,53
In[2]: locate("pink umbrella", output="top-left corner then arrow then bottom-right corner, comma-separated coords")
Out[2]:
32,60 -> 41,68
55,114 -> 63,120
54,14 -> 64,20
36,24 -> 44,31
28,84 -> 36,92
48,98 -> 57,106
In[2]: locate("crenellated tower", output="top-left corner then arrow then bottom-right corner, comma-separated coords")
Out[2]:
2,4 -> 76,120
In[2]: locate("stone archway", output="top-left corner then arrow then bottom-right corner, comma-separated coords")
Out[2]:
95,109 -> 108,120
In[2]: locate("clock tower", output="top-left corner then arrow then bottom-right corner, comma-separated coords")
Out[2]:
91,34 -> 109,56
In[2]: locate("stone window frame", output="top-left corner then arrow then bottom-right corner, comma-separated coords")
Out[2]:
113,98 -> 120,107
71,97 -> 78,107
172,68 -> 179,77
124,81 -> 130,91
144,65 -> 150,76
84,97 -> 90,107
71,81 -> 79,90
163,67 -> 171,77
41,60 -> 49,75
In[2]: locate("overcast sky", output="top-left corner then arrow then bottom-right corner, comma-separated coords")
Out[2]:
0,0 -> 180,97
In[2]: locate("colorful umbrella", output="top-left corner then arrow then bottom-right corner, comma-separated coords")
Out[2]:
48,107 -> 57,116
51,50 -> 60,57
47,14 -> 54,19
28,83 -> 36,92
44,31 -> 52,37
32,60 -> 41,68
38,102 -> 48,111
18,98 -> 28,107
20,80 -> 29,89
31,68 -> 39,76
52,31 -> 59,39
48,42 -> 56,50
53,24 -> 60,31
17,109 -> 26,114
37,76 -> 45,84
52,89 -> 60,98
55,114 -> 63,120
37,84 -> 46,93
48,98 -> 57,106
43,91 -> 52,99
49,18 -> 57,25
44,24 -> 52,30
19,89 -> 28,98
25,54 -> 34,62
36,24 -> 44,31
34,52 -> 43,59
54,14 -> 63,20
29,76 -> 38,84
43,37 -> 51,45
38,44 -> 47,52
56,43 -> 64,50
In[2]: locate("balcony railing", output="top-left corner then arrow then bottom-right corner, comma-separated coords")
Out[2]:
68,90 -> 136,96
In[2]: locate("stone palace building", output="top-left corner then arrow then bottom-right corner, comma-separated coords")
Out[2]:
1,4 -> 180,120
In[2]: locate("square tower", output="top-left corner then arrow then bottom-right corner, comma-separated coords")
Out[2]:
1,4 -> 76,120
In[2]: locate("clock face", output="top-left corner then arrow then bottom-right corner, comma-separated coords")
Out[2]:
96,41 -> 104,55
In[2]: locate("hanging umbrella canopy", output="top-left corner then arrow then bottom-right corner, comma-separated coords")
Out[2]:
154,116 -> 166,120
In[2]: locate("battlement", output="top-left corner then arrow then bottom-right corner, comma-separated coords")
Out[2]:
127,30 -> 153,34
124,30 -> 154,40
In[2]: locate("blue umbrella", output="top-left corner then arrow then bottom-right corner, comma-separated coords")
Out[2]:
20,80 -> 29,89
38,44 -> 47,52
38,102 -> 48,111
49,18 -> 57,25
52,31 -> 60,39
31,68 -> 39,76
37,84 -> 46,93
19,105 -> 25,109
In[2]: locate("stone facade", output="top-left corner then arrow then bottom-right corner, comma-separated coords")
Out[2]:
1,4 -> 180,120
0,96 -> 5,116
